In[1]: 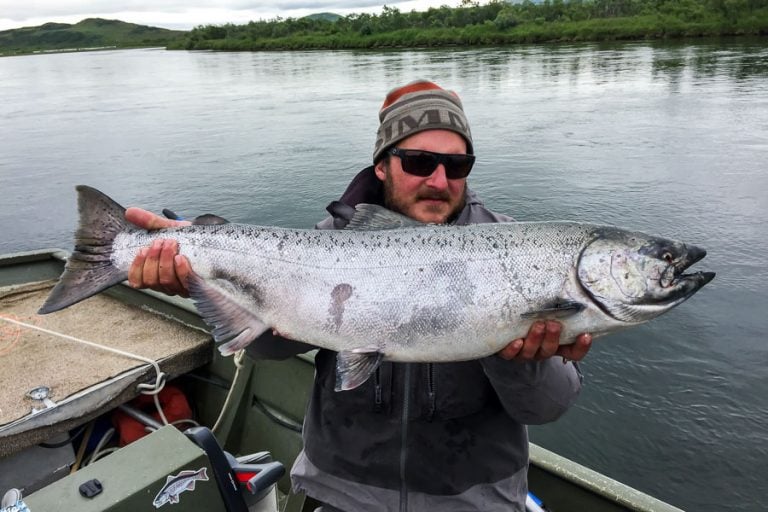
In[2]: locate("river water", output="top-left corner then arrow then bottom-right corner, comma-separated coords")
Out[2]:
1,40 -> 767,510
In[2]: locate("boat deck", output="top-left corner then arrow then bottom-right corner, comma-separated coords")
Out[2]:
0,259 -> 213,457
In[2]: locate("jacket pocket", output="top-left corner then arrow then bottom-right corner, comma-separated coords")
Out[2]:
413,361 -> 497,421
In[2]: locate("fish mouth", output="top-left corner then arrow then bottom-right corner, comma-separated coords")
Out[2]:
660,245 -> 715,300
671,270 -> 716,293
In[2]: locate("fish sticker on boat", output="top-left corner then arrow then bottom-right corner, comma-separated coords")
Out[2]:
40,186 -> 715,391
152,468 -> 209,508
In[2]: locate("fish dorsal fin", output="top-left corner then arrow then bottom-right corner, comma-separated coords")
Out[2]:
345,204 -> 425,230
192,214 -> 230,225
335,348 -> 383,391
521,299 -> 586,320
186,273 -> 269,355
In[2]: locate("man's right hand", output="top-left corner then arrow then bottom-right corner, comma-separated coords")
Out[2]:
125,207 -> 193,297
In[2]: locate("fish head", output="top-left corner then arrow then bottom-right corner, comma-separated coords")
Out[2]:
153,493 -> 169,507
577,228 -> 715,323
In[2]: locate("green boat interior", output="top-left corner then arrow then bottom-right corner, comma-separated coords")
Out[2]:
0,250 -> 683,512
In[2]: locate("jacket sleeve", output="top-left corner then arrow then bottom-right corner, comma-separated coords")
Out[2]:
480,356 -> 583,425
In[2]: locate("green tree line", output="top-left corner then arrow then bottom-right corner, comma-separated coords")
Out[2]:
170,0 -> 768,51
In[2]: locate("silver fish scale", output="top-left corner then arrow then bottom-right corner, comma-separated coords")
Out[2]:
113,221 -> 599,361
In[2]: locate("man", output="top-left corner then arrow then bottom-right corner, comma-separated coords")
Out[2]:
126,80 -> 591,512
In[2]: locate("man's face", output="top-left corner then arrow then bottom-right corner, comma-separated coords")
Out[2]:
375,130 -> 468,224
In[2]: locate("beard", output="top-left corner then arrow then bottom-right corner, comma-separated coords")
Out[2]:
382,169 -> 466,224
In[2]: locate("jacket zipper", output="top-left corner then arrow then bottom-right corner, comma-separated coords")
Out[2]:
427,363 -> 436,422
374,367 -> 383,412
399,363 -> 411,512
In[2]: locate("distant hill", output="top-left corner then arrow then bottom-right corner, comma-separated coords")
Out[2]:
303,12 -> 342,22
0,18 -> 187,55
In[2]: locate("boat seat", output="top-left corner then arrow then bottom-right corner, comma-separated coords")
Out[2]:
185,426 -> 285,512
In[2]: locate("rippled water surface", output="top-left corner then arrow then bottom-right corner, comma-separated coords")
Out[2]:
1,40 -> 767,511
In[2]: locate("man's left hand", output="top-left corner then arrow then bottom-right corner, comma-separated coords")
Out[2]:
497,320 -> 592,362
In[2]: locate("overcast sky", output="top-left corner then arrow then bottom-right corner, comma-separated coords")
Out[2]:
0,0 -> 465,31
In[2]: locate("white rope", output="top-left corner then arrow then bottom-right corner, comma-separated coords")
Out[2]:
0,316 -> 168,424
84,427 -> 115,466
211,348 -> 246,435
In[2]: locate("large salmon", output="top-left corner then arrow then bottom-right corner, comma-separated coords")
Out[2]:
40,186 -> 714,390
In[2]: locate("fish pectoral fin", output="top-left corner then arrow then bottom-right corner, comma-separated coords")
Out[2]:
187,273 -> 269,355
335,348 -> 384,391
345,204 -> 426,230
521,299 -> 586,319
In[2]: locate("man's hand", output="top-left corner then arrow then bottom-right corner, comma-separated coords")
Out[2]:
125,207 -> 192,297
497,320 -> 592,362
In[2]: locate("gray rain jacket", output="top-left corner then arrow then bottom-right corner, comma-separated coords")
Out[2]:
251,167 -> 583,512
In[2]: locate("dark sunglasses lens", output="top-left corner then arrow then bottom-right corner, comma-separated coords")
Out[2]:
401,152 -> 439,176
395,149 -> 474,179
444,156 -> 474,179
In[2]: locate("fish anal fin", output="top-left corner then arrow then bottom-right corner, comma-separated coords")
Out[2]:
521,299 -> 586,320
335,348 -> 383,391
186,273 -> 269,355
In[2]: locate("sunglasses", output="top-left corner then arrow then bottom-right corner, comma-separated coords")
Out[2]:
388,148 -> 475,179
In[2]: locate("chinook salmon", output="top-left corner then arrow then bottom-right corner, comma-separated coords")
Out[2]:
40,186 -> 714,390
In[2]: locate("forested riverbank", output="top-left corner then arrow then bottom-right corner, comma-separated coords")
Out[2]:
171,0 -> 768,51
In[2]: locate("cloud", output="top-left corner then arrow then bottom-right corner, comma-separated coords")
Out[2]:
236,0 -> 388,8
0,0 -> 444,22
0,0 -> 457,31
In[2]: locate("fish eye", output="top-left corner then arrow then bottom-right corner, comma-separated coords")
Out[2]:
662,252 -> 674,263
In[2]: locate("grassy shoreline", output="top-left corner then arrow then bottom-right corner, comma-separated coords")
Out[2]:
170,1 -> 768,52
172,18 -> 768,52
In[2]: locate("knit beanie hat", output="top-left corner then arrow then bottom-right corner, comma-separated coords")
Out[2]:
373,80 -> 473,163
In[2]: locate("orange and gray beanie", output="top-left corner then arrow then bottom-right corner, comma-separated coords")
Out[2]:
373,80 -> 473,163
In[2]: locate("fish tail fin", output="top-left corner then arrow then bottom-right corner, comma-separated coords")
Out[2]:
38,185 -> 129,314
